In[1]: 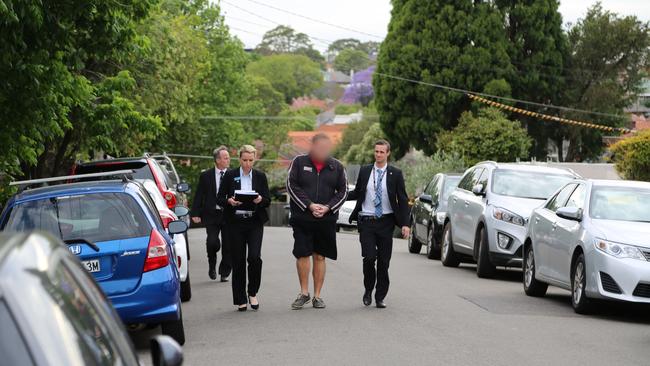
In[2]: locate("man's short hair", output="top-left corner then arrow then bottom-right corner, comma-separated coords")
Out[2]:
375,139 -> 391,152
239,144 -> 257,158
213,146 -> 228,161
311,133 -> 331,144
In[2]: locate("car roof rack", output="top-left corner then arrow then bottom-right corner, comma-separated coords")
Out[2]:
10,170 -> 135,192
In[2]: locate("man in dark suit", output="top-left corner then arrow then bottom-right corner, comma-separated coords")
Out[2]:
348,139 -> 410,308
217,145 -> 270,311
191,146 -> 232,281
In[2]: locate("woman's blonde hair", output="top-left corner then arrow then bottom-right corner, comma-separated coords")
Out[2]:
239,144 -> 257,158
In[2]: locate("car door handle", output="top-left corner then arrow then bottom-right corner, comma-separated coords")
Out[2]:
464,200 -> 470,206
535,217 -> 540,224
452,198 -> 457,203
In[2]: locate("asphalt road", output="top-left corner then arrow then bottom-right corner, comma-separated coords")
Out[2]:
133,227 -> 650,366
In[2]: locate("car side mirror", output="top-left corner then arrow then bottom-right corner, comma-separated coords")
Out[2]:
150,335 -> 183,366
472,184 -> 485,196
174,206 -> 189,217
168,220 -> 188,235
419,194 -> 433,204
556,207 -> 583,222
176,182 -> 190,193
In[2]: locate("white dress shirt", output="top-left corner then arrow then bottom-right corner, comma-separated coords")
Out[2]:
361,164 -> 393,217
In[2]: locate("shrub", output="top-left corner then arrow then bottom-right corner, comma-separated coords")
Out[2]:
610,130 -> 650,181
394,151 -> 466,197
335,103 -> 362,115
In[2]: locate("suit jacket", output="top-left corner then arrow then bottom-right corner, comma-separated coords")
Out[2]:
216,168 -> 271,224
348,164 -> 409,228
190,168 -> 225,225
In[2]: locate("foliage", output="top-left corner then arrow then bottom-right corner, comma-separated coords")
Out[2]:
394,151 -> 466,198
335,104 -> 362,115
327,38 -> 380,56
436,108 -> 532,166
342,66 -> 375,106
334,49 -> 371,74
334,116 -> 376,159
375,0 -> 514,157
610,131 -> 650,181
247,54 -> 324,104
248,75 -> 287,116
343,123 -> 386,164
256,25 -> 324,65
558,4 -> 650,161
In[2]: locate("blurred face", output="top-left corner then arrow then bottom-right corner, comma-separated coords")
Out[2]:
374,144 -> 390,166
239,152 -> 255,173
310,138 -> 333,163
215,150 -> 230,170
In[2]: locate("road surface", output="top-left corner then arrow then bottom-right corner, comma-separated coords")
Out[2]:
133,227 -> 650,366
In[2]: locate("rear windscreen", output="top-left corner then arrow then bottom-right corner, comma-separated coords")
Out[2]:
76,162 -> 154,181
3,193 -> 150,242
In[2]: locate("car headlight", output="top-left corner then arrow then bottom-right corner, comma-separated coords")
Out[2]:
436,212 -> 446,225
595,239 -> 646,260
492,207 -> 525,226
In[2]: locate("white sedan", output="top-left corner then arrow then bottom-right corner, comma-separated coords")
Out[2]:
140,179 -> 192,302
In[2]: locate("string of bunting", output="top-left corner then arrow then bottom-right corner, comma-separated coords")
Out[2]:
467,93 -> 634,134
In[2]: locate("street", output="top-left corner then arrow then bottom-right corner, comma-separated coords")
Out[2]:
133,227 -> 650,366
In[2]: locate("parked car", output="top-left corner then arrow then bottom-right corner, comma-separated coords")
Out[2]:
408,173 -> 461,259
140,179 -> 192,302
442,162 -> 578,278
337,185 -> 357,231
523,179 -> 650,313
0,231 -> 183,366
1,176 -> 188,344
73,156 -> 192,259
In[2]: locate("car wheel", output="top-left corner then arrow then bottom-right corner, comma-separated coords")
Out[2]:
523,244 -> 548,297
407,222 -> 422,254
426,226 -> 440,260
180,271 -> 192,302
161,307 -> 186,345
571,253 -> 592,314
476,227 -> 496,278
441,222 -> 460,267
184,232 -> 190,261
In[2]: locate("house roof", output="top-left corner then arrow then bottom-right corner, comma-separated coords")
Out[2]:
286,124 -> 348,154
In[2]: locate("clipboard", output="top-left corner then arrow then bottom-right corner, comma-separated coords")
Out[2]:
234,190 -> 258,211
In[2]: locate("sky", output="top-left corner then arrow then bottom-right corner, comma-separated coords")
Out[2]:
220,0 -> 650,52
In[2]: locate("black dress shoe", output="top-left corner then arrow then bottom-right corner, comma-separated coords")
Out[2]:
363,290 -> 372,306
220,276 -> 229,282
376,300 -> 387,309
237,305 -> 247,312
208,269 -> 217,280
249,296 -> 259,310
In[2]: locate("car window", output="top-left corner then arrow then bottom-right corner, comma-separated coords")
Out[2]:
590,186 -> 650,222
458,168 -> 483,191
3,193 -> 150,242
0,301 -> 35,366
425,176 -> 439,196
546,184 -> 577,211
565,184 -> 586,209
441,176 -> 461,203
492,170 -> 575,200
477,169 -> 489,188
133,185 -> 165,229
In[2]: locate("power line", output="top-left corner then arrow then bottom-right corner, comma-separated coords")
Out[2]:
240,0 -> 385,40
374,72 -> 629,121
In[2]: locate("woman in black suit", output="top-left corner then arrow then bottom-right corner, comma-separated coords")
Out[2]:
217,145 -> 271,311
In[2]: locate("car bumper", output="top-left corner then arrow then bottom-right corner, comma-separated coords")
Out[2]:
109,266 -> 181,324
486,218 -> 526,266
337,211 -> 356,227
587,249 -> 650,303
173,234 -> 188,282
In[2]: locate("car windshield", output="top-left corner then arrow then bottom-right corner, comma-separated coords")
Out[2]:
442,177 -> 461,202
590,186 -> 650,222
491,170 -> 574,200
76,161 -> 154,181
3,193 -> 150,242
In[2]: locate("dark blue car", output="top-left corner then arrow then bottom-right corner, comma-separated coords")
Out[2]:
0,180 -> 187,345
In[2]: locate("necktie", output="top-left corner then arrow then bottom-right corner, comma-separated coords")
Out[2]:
217,170 -> 224,197
374,169 -> 385,217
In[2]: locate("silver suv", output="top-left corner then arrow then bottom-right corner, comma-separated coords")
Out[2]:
441,162 -> 578,278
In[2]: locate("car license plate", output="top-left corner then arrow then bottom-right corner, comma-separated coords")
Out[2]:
83,260 -> 101,273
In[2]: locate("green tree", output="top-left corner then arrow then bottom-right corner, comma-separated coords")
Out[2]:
374,0 -> 513,157
436,108 -> 532,166
248,76 -> 287,116
327,39 -> 363,54
559,4 -> 650,161
247,54 -> 324,103
394,151 -> 465,197
256,25 -> 324,65
334,118 -> 375,159
343,123 -> 386,164
610,131 -> 650,181
334,49 -> 371,74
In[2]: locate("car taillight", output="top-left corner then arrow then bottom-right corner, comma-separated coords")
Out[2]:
160,214 -> 174,229
177,256 -> 181,269
143,229 -> 169,272
163,191 -> 177,209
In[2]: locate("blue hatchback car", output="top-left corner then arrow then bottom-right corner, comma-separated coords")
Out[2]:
0,179 -> 187,345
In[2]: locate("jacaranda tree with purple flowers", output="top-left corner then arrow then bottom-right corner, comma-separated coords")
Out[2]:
342,66 -> 375,106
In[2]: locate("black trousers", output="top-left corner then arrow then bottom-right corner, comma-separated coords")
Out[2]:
358,216 -> 395,301
228,217 -> 264,306
205,213 -> 232,277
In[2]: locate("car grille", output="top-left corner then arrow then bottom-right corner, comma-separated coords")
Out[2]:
599,272 -> 622,294
633,283 -> 650,298
643,251 -> 650,261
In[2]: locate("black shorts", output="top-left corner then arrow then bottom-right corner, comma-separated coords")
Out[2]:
291,218 -> 338,260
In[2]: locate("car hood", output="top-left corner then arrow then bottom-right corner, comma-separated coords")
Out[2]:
591,219 -> 650,248
490,195 -> 545,219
